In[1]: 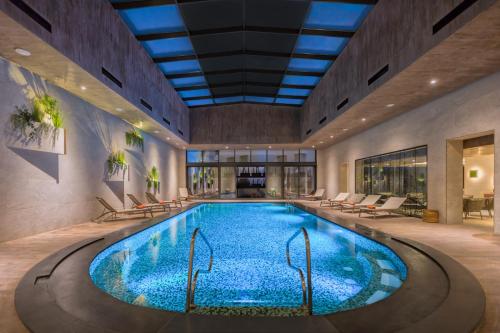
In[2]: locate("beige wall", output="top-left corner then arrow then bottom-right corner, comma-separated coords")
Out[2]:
0,58 -> 183,242
464,154 -> 495,198
317,70 -> 500,234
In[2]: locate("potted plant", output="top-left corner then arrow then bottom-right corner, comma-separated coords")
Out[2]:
10,94 -> 64,147
125,128 -> 144,151
147,166 -> 160,194
107,150 -> 128,178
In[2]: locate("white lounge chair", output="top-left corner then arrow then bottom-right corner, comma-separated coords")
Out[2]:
341,194 -> 381,213
320,192 -> 350,207
179,187 -> 195,201
337,193 -> 365,211
302,188 -> 325,201
359,197 -> 407,218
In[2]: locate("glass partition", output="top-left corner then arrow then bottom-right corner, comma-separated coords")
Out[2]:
187,167 -> 203,197
283,149 -> 300,162
235,150 -> 251,162
300,149 -> 316,162
355,146 -> 427,216
284,166 -> 299,198
203,167 -> 219,198
299,166 -> 316,195
267,149 -> 284,162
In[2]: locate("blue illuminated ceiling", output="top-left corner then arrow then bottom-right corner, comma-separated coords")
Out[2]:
111,0 -> 376,108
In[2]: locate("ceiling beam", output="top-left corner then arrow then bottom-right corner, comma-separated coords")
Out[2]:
175,81 -> 315,91
153,50 -> 335,62
184,93 -> 306,101
136,26 -> 354,41
189,101 -> 302,109
165,68 -> 323,79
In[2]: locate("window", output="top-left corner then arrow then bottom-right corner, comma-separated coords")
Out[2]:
187,150 -> 202,163
219,149 -> 235,162
300,149 -> 316,162
203,150 -> 218,163
251,150 -> 266,162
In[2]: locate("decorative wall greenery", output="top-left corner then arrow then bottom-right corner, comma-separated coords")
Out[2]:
10,94 -> 64,145
125,128 -> 144,151
107,150 -> 128,176
147,166 -> 160,193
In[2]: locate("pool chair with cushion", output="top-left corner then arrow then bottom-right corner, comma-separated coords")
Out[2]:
341,194 -> 382,213
145,192 -> 182,208
320,192 -> 350,207
93,197 -> 153,222
302,188 -> 325,201
179,187 -> 198,201
338,193 -> 365,212
358,197 -> 407,218
127,193 -> 170,212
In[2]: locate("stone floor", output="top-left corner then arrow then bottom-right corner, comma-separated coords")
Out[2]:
0,200 -> 498,332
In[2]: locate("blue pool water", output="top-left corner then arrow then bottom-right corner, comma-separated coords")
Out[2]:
90,203 -> 406,315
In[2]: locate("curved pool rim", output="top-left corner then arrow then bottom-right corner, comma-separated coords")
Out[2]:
15,202 -> 485,333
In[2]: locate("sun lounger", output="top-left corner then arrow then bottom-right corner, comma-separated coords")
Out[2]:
359,197 -> 407,218
341,195 -> 381,213
320,192 -> 350,207
93,197 -> 153,222
127,193 -> 170,212
338,194 -> 366,211
145,192 -> 182,208
302,188 -> 325,201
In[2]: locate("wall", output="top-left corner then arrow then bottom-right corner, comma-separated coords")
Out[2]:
190,103 -> 300,144
317,70 -> 500,233
0,58 -> 182,242
464,154 -> 495,198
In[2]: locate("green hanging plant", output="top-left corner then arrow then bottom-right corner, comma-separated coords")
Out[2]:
147,166 -> 160,193
107,150 -> 128,176
10,94 -> 63,146
125,128 -> 144,151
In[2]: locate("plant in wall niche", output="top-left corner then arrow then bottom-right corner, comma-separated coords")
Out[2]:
125,128 -> 144,151
147,166 -> 160,194
107,150 -> 128,176
10,94 -> 64,146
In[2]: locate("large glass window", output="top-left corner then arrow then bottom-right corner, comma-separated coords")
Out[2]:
284,166 -> 299,198
221,167 -> 236,199
251,150 -> 267,162
283,149 -> 300,162
299,166 -> 316,195
355,146 -> 427,215
268,149 -> 284,162
203,167 -> 219,198
300,149 -> 316,162
235,150 -> 251,162
187,150 -> 202,163
266,166 -> 282,198
219,149 -> 235,162
187,167 -> 203,196
203,150 -> 218,163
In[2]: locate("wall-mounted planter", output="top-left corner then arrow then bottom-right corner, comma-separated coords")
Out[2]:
9,127 -> 66,155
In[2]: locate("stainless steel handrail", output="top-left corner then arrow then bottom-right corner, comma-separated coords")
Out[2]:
185,228 -> 213,312
286,227 -> 313,315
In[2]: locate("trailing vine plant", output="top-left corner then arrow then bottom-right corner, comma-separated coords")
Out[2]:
125,128 -> 144,151
107,150 -> 128,176
147,166 -> 160,193
10,94 -> 64,146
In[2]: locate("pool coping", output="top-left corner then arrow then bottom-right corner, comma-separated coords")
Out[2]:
15,201 -> 485,333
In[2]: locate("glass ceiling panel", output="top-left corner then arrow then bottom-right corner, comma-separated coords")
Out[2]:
288,58 -> 332,72
170,76 -> 206,88
305,2 -> 373,31
178,89 -> 211,98
282,75 -> 320,86
186,99 -> 214,107
295,35 -> 348,55
215,96 -> 244,104
275,98 -> 304,105
245,96 -> 274,103
142,37 -> 194,57
158,60 -> 201,75
278,88 -> 311,96
119,5 -> 184,35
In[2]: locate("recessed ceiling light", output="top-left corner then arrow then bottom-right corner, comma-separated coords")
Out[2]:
80,85 -> 87,91
386,103 -> 395,108
430,79 -> 438,85
361,118 -> 366,122
182,146 -> 186,149
320,141 -> 324,144
245,146 -> 250,149
166,137 -> 170,140
268,146 -> 272,149
330,135 -> 334,139
115,107 -> 123,112
312,145 -> 315,148
153,130 -> 159,133
15,48 -> 31,56
225,146 -> 229,149
343,128 -> 348,131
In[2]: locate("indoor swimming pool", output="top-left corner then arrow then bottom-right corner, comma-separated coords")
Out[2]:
89,203 -> 407,316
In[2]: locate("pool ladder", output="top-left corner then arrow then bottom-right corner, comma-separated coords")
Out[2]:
185,227 -> 313,315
